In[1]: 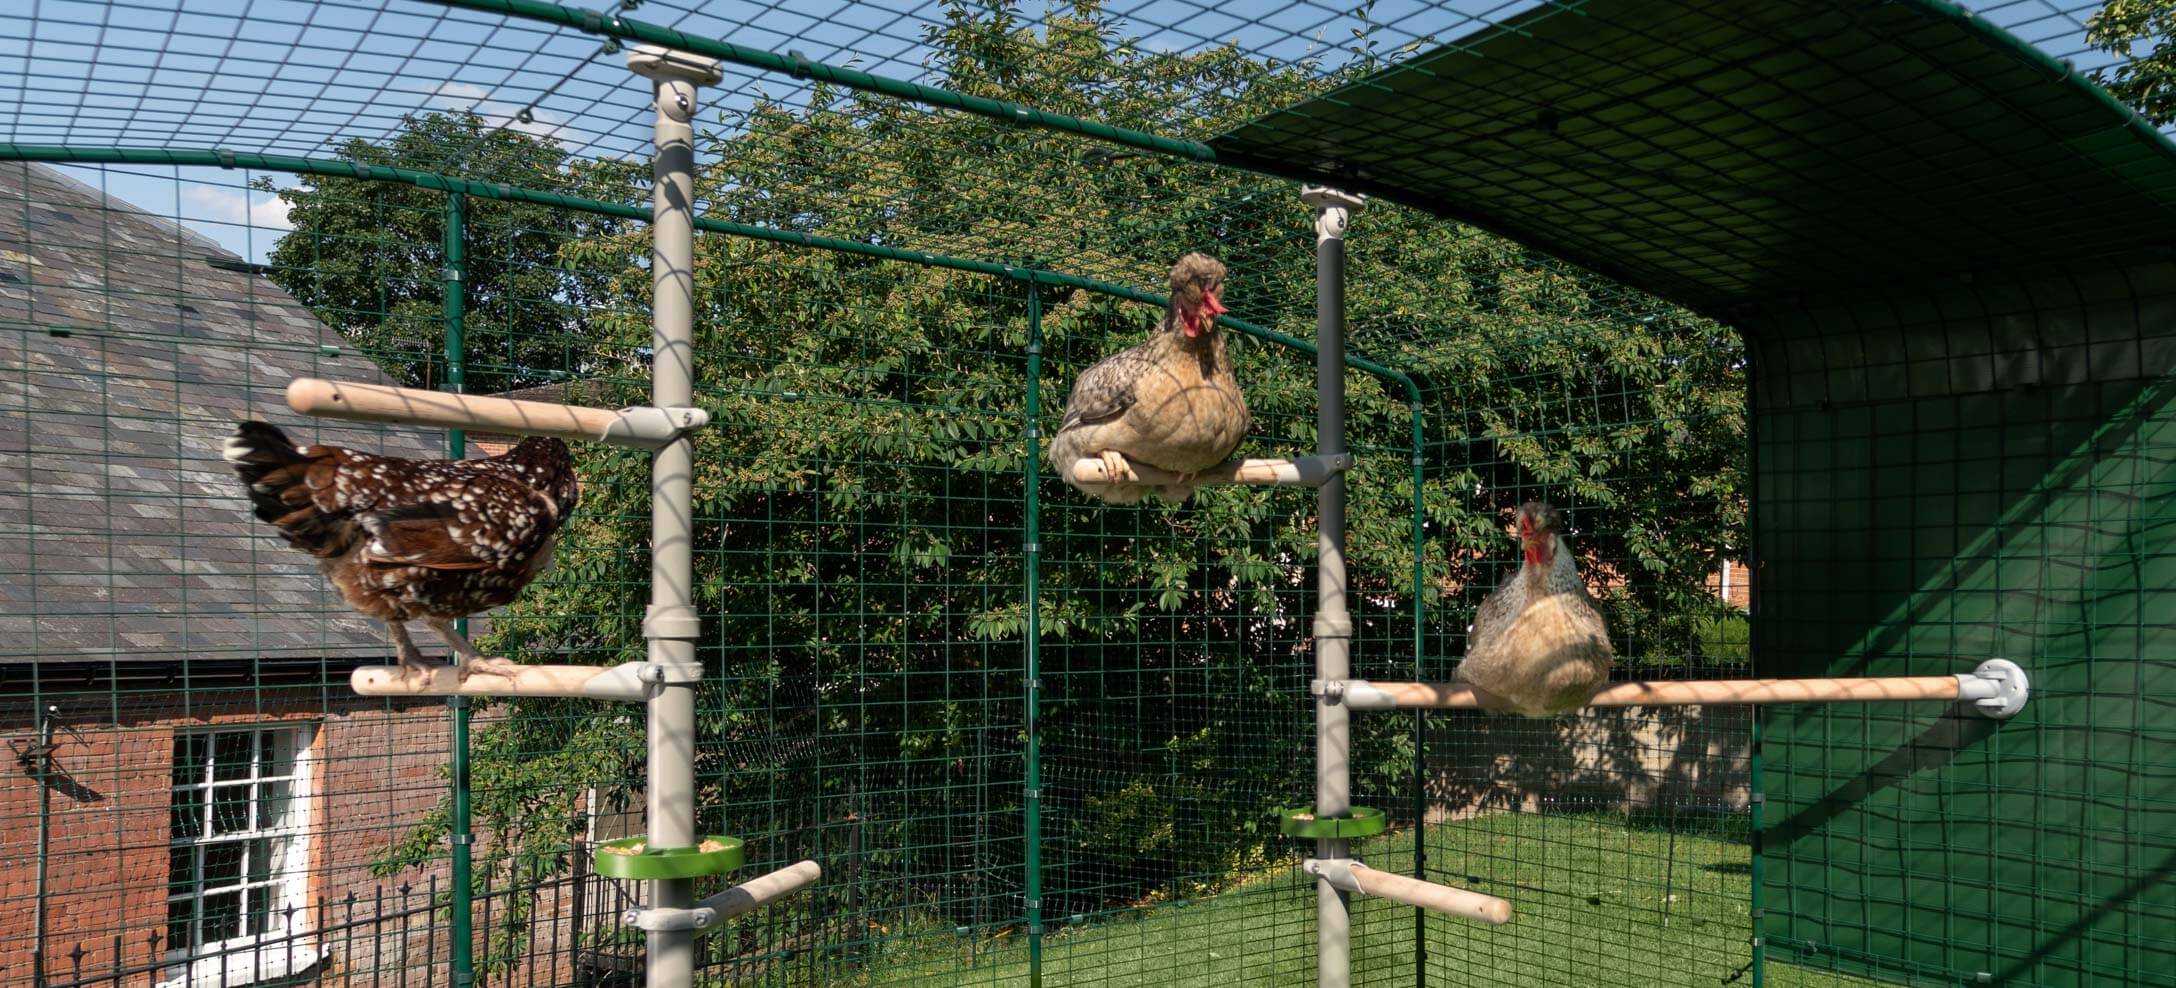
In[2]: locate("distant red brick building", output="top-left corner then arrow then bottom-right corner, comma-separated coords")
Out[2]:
1706,559 -> 1750,610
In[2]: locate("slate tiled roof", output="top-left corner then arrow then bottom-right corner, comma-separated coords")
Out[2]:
0,162 -> 444,665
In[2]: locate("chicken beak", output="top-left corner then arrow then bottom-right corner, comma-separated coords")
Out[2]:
1204,291 -> 1228,318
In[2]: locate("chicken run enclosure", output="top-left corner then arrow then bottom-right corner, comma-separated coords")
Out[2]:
3,0 -> 2174,986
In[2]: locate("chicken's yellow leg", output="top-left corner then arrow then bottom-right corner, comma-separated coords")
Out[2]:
385,621 -> 437,688
426,617 -> 525,680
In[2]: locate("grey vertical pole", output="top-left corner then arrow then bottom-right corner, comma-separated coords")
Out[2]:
628,45 -> 721,988
1302,185 -> 1365,988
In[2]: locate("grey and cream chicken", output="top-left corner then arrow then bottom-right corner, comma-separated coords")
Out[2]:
1044,252 -> 1247,503
1454,502 -> 1614,716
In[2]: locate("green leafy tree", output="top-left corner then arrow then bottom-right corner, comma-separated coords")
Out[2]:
2091,0 -> 2176,125
263,111 -> 633,393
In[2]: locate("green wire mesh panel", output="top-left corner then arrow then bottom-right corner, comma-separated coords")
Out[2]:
1747,260 -> 2176,987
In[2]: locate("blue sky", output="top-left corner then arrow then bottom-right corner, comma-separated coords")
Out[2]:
16,0 -> 1512,261
6,0 -> 2127,264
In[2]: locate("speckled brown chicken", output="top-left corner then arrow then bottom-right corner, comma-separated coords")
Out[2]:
1045,252 -> 1248,503
1454,502 -> 1614,716
223,420 -> 578,682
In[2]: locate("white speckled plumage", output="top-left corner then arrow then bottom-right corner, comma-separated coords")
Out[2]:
225,420 -> 577,681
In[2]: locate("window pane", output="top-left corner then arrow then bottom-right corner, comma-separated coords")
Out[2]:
259,730 -> 297,779
166,893 -> 196,953
200,890 -> 241,944
246,883 -> 282,935
256,777 -> 292,830
247,838 -> 272,886
202,841 -> 243,889
167,845 -> 196,896
211,732 -> 250,781
171,734 -> 204,788
170,784 -> 203,841
210,784 -> 251,835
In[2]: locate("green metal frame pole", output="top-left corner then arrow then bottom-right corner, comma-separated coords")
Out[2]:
629,47 -> 719,988
1303,186 -> 1364,988
31,706 -> 53,988
1745,365 -> 1766,988
1408,401 -> 1428,984
1021,275 -> 1046,987
442,191 -> 477,988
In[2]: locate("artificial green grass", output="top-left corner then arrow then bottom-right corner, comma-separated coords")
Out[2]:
849,812 -> 1891,987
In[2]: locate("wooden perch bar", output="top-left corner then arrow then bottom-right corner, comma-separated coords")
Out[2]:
1365,677 -> 1965,708
1337,660 -> 2029,718
694,860 -> 824,924
1346,864 -> 1513,926
351,664 -> 615,698
1066,453 -> 1349,489
286,377 -> 706,448
1306,858 -> 1512,926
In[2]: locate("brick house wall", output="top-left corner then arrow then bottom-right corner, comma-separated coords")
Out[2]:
1704,559 -> 1751,610
0,686 -> 605,987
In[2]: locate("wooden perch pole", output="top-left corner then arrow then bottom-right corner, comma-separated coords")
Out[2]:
351,664 -> 613,698
1066,454 -> 1349,489
1305,858 -> 1512,926
349,662 -> 662,702
692,860 -> 824,924
287,378 -> 706,448
1336,660 -> 2030,718
1344,864 -> 1512,926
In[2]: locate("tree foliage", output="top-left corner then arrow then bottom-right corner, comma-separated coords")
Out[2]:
2091,0 -> 2176,125
263,111 -> 633,393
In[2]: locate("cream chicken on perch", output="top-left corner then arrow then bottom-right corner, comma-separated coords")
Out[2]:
1045,252 -> 1248,503
224,420 -> 579,683
1454,501 -> 1614,716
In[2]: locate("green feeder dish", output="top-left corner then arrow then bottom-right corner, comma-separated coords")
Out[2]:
591,834 -> 745,880
1279,806 -> 1387,839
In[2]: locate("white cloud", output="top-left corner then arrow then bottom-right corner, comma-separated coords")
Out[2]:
180,184 -> 294,232
431,81 -> 577,143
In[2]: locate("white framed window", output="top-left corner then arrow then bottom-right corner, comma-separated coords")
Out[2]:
159,725 -> 319,988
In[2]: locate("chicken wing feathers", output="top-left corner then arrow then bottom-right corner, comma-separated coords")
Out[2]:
1055,346 -> 1155,435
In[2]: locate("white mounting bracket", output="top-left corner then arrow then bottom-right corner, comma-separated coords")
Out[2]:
583,659 -> 703,701
626,44 -> 725,86
1300,186 -> 1367,212
1955,658 -> 2030,719
1300,185 -> 1367,244
1313,679 -> 1397,710
623,904 -> 718,933
1303,856 -> 1365,893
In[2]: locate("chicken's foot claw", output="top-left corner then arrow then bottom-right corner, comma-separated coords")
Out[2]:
459,656 -> 525,680
396,658 -> 439,689
1098,450 -> 1137,484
